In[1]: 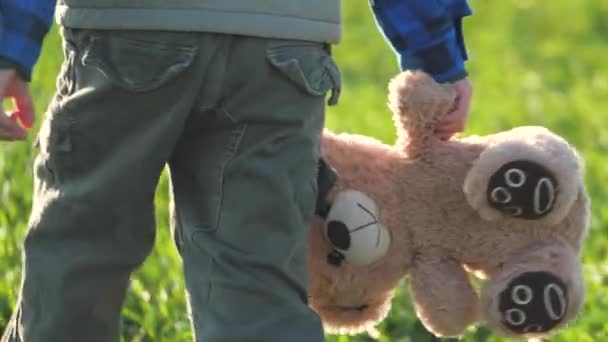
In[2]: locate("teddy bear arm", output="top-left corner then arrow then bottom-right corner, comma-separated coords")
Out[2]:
409,256 -> 479,337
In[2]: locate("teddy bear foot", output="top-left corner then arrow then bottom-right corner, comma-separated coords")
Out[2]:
498,271 -> 567,334
463,126 -> 584,225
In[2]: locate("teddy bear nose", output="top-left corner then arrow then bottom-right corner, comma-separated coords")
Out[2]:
487,160 -> 558,219
326,220 -> 351,250
498,271 -> 568,334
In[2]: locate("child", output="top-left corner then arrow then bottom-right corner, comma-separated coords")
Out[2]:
0,1 -> 471,341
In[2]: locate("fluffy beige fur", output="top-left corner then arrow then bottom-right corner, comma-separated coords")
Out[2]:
307,71 -> 590,339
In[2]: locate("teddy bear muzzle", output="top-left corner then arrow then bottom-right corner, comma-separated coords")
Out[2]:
323,190 -> 391,266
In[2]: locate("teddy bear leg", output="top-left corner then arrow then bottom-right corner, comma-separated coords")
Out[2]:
409,256 -> 479,337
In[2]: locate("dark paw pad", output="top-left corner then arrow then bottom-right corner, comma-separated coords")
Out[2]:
487,160 -> 558,219
499,272 -> 568,334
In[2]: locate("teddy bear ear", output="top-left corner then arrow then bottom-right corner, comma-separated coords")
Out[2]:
463,127 -> 583,225
388,71 -> 456,156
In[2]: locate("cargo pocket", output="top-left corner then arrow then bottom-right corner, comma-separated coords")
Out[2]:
34,109 -> 73,186
37,30 -> 82,183
265,42 -> 340,223
82,32 -> 198,93
266,42 -> 342,105
171,123 -> 247,238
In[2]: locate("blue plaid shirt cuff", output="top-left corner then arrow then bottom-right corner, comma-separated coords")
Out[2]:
0,0 -> 55,81
371,0 -> 472,83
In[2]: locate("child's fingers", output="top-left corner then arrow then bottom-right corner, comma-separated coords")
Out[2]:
434,131 -> 454,141
0,113 -> 27,140
440,77 -> 472,133
434,121 -> 458,139
435,112 -> 467,140
436,89 -> 469,140
434,128 -> 456,141
439,116 -> 467,132
9,80 -> 35,129
436,113 -> 466,134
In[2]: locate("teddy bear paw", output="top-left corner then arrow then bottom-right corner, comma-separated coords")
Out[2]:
498,271 -> 567,334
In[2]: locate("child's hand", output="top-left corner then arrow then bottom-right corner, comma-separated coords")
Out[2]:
435,77 -> 472,141
1,69 -> 35,141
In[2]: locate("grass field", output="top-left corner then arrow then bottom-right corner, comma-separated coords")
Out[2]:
1,1 -> 607,341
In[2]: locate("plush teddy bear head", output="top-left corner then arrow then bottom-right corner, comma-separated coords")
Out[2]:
307,71 -> 590,339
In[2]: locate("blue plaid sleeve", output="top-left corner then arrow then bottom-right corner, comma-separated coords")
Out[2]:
370,0 -> 472,83
0,0 -> 56,81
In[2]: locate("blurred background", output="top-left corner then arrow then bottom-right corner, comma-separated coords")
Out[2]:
1,0 -> 607,341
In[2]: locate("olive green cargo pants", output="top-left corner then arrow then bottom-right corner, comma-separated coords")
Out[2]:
2,28 -> 340,342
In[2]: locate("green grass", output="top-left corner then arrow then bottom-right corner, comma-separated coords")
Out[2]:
2,1 -> 607,341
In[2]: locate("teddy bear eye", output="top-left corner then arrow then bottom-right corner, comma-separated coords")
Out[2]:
505,168 -> 526,187
491,187 -> 512,204
326,221 -> 351,250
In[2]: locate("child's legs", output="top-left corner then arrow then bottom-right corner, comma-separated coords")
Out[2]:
2,29 -> 204,342
170,36 -> 340,341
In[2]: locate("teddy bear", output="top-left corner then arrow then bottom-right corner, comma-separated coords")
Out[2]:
307,70 -> 590,339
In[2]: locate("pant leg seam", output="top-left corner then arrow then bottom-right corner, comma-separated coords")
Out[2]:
213,123 -> 248,232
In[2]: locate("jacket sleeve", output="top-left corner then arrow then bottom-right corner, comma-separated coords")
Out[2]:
370,0 -> 472,83
0,0 -> 56,81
